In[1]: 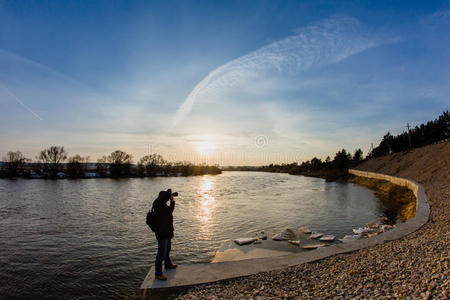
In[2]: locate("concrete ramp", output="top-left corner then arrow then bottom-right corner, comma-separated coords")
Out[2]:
141,243 -> 355,291
140,257 -> 294,291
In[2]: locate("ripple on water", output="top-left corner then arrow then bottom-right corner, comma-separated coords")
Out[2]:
0,172 -> 393,299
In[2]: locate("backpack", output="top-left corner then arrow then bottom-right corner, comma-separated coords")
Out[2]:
146,206 -> 157,232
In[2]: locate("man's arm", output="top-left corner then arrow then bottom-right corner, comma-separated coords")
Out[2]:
169,199 -> 175,212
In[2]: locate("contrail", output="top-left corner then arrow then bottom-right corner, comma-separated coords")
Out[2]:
0,83 -> 43,121
170,15 -> 384,130
0,49 -> 86,90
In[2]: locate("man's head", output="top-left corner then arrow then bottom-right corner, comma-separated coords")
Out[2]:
159,189 -> 178,202
158,190 -> 170,202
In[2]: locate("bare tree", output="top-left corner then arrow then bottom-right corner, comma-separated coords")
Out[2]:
67,155 -> 89,178
107,150 -> 132,177
139,153 -> 166,176
38,146 -> 68,178
2,151 -> 30,177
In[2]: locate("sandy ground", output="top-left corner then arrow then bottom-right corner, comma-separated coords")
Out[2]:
174,141 -> 449,299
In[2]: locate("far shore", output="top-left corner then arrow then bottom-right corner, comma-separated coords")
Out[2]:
0,163 -> 222,179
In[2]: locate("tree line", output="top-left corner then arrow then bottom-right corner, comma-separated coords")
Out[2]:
1,111 -> 448,180
224,148 -> 362,181
368,110 -> 449,157
0,148 -> 221,179
224,110 -> 449,181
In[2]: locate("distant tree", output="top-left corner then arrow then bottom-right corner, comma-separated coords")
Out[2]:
310,157 -> 323,171
38,146 -> 68,177
333,149 -> 352,169
212,165 -> 222,174
139,153 -> 166,176
67,155 -> 89,178
135,162 -> 145,177
353,149 -> 363,162
31,162 -> 44,177
371,132 -> 393,157
96,156 -> 109,177
169,161 -> 186,176
300,160 -> 311,170
2,151 -> 30,177
107,150 -> 132,178
164,161 -> 174,174
441,110 -> 450,138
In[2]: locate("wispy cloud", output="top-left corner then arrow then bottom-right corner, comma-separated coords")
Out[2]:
0,83 -> 43,121
0,49 -> 86,90
171,15 -> 384,129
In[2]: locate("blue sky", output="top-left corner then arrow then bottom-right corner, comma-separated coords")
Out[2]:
1,1 -> 449,165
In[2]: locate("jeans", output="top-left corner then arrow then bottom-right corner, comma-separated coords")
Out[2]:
155,239 -> 172,276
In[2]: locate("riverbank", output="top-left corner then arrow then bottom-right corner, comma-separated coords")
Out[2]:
0,165 -> 222,179
347,175 -> 416,221
174,141 -> 449,299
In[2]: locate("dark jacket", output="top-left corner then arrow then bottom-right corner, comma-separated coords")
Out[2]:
152,196 -> 175,240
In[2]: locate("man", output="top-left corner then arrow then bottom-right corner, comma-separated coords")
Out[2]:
152,189 -> 178,281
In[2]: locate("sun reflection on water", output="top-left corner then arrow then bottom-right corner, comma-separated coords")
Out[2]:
197,176 -> 216,239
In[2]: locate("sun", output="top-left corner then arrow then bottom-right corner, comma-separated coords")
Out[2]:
196,141 -> 215,155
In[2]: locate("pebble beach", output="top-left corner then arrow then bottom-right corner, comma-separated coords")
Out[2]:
174,141 -> 449,299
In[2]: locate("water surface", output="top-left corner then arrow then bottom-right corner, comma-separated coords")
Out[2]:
0,171 -> 392,299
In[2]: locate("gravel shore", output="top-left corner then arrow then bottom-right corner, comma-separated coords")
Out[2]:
174,142 -> 449,299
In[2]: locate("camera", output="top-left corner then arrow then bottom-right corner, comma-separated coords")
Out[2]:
171,192 -> 178,197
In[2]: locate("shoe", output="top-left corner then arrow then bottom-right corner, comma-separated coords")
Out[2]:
165,264 -> 178,269
155,275 -> 167,281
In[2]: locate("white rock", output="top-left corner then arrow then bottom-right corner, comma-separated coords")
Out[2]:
288,240 -> 301,246
272,228 -> 296,241
310,232 -> 323,239
352,227 -> 377,235
366,217 -> 387,228
379,224 -> 394,232
234,237 -> 257,246
319,235 -> 336,242
299,226 -> 312,234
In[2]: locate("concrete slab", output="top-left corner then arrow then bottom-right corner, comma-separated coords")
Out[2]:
141,169 -> 430,294
211,247 -> 291,262
302,243 -> 326,249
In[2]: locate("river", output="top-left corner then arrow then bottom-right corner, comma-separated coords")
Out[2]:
0,171 -> 395,299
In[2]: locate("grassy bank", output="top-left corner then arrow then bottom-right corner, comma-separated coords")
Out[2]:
347,175 -> 416,221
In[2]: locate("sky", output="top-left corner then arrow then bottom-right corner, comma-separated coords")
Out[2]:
1,0 -> 449,166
